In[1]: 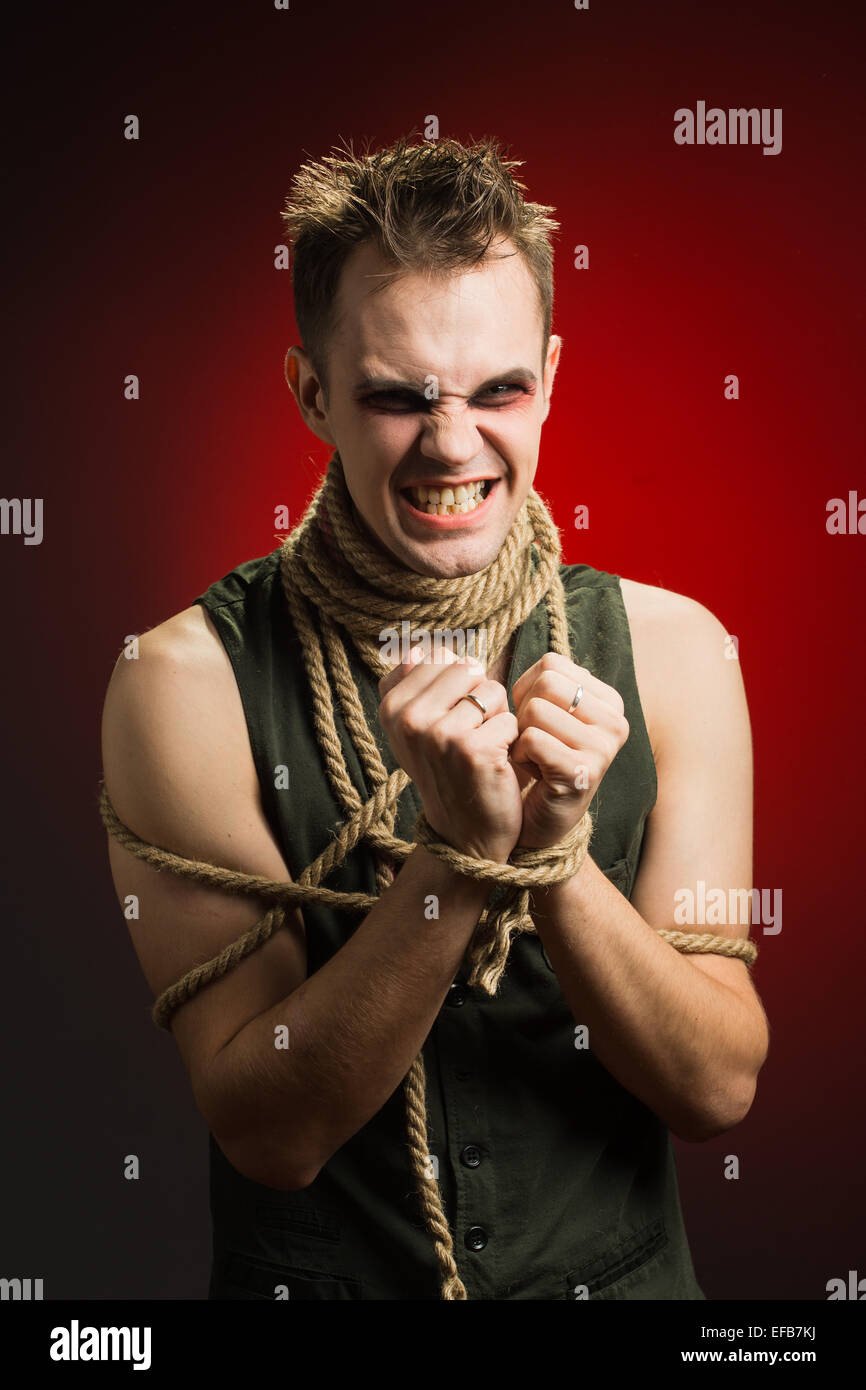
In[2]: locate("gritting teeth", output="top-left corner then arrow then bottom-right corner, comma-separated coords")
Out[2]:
424,494 -> 479,515
407,482 -> 492,513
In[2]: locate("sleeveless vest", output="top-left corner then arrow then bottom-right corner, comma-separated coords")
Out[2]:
192,546 -> 706,1301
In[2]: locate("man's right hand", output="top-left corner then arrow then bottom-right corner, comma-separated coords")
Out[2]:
378,649 -> 523,864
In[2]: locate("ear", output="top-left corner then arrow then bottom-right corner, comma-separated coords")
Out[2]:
541,335 -> 562,424
284,346 -> 336,446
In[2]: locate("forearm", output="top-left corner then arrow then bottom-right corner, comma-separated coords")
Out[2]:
530,853 -> 768,1140
206,846 -> 491,1187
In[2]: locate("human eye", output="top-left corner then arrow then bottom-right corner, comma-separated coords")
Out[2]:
475,383 -> 529,406
360,390 -> 423,413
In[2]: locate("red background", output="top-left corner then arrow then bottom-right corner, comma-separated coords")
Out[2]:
2,0 -> 863,1299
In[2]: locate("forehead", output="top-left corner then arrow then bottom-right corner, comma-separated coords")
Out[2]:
330,237 -> 542,381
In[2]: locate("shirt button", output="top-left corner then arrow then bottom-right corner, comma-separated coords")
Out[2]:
464,1225 -> 488,1251
446,983 -> 467,1007
460,1145 -> 482,1168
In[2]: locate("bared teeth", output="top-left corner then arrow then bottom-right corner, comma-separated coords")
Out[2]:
404,479 -> 494,515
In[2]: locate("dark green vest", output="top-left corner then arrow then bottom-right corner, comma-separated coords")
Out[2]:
193,546 -> 705,1301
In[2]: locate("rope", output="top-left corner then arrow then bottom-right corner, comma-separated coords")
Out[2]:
97,449 -> 758,1300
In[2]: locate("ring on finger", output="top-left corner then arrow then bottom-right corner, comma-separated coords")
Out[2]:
458,692 -> 487,724
568,683 -> 584,713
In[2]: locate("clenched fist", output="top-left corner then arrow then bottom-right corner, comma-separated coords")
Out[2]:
510,652 -> 630,849
378,648 -> 523,864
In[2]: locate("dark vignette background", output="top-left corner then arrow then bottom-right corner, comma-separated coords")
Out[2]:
1,0 -> 863,1299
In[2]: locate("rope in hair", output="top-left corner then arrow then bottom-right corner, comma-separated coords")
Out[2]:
97,449 -> 758,1300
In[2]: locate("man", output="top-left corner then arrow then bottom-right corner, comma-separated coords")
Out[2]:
100,135 -> 768,1300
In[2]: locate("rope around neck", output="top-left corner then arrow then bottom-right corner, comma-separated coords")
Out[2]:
97,449 -> 758,1300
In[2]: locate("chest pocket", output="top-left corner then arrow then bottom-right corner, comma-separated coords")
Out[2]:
210,1249 -> 366,1301
562,1218 -> 668,1299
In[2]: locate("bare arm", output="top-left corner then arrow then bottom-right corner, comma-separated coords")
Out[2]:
519,590 -> 769,1141
207,845 -> 491,1188
101,608 -> 504,1190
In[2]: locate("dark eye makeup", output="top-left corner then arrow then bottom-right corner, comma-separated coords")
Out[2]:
361,384 -> 530,412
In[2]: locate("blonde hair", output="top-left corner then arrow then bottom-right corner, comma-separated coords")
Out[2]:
280,132 -> 561,402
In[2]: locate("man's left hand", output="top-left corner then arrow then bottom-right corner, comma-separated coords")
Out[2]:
510,652 -> 630,849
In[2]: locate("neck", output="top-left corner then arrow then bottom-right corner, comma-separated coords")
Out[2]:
285,449 -> 562,679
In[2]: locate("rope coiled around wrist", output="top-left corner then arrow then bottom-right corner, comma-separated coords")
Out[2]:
413,808 -> 594,995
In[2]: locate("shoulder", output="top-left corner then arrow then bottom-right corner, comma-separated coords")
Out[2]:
617,577 -> 745,766
618,575 -> 729,636
103,603 -> 234,721
100,603 -> 255,857
618,575 -> 735,658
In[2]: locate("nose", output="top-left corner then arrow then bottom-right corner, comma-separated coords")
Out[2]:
417,405 -> 484,469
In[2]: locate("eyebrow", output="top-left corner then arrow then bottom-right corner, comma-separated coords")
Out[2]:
352,366 -> 538,397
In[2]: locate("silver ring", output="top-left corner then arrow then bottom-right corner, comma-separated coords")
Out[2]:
459,692 -> 487,722
568,683 -> 584,713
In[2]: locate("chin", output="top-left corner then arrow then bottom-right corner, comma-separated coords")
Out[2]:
400,535 -> 505,579
359,496 -> 512,577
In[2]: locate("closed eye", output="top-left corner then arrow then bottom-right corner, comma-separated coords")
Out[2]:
360,384 -> 530,412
